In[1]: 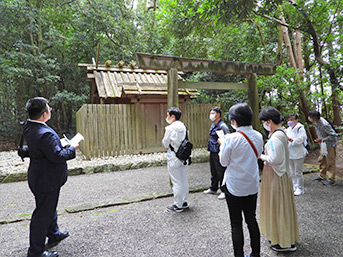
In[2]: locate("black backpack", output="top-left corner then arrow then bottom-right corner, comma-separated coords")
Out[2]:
170,128 -> 193,165
18,125 -> 30,161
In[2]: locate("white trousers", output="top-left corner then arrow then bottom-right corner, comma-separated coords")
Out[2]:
168,162 -> 189,208
289,158 -> 305,192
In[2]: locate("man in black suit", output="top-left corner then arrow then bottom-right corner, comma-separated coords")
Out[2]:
24,97 -> 78,257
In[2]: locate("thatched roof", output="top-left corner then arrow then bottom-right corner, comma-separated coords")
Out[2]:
78,64 -> 198,99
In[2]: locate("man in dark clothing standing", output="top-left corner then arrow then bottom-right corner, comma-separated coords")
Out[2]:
204,106 -> 230,200
24,97 -> 78,257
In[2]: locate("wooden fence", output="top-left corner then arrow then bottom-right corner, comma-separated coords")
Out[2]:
76,104 -> 214,158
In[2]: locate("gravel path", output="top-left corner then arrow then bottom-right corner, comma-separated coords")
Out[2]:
1,163 -> 343,256
0,149 -> 208,176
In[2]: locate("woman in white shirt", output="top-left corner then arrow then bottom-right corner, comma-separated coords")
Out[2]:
259,107 -> 300,252
219,103 -> 263,257
285,113 -> 307,195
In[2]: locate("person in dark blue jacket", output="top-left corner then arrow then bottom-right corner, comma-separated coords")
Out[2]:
23,97 -> 78,257
203,106 -> 230,200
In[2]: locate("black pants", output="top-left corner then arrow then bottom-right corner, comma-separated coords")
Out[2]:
209,152 -> 226,192
27,189 -> 61,257
225,190 -> 260,257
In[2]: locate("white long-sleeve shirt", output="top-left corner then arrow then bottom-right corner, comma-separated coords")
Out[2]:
162,120 -> 187,168
260,130 -> 290,177
220,126 -> 263,197
285,122 -> 307,159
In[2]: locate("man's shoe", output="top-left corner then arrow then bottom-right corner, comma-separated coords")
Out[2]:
41,251 -> 59,257
166,204 -> 183,213
313,177 -> 324,181
323,180 -> 336,186
182,202 -> 189,209
46,231 -> 69,249
294,188 -> 304,196
271,244 -> 297,252
218,192 -> 226,200
203,189 -> 217,194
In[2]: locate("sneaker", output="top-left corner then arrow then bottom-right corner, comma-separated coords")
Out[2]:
271,244 -> 297,252
218,192 -> 226,200
323,181 -> 336,186
182,202 -> 189,209
203,189 -> 217,194
313,177 -> 324,181
294,188 -> 304,196
166,204 -> 183,213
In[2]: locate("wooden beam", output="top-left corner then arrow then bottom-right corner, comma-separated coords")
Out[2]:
179,81 -> 248,90
247,73 -> 259,130
167,68 -> 179,108
136,53 -> 276,75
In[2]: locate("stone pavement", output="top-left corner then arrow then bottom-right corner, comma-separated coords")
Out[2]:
0,162 -> 342,257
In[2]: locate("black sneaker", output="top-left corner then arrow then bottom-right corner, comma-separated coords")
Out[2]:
166,204 -> 183,213
271,244 -> 297,252
182,202 -> 189,209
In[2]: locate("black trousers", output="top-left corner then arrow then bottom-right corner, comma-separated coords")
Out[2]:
209,151 -> 226,192
27,188 -> 61,257
225,190 -> 260,257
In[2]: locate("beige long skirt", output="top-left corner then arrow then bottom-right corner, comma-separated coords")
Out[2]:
260,165 -> 300,248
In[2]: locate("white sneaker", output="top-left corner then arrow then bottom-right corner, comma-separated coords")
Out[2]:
218,192 -> 226,200
294,188 -> 304,196
203,189 -> 217,194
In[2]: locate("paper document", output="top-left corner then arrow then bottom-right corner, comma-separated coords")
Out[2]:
216,130 -> 225,139
60,133 -> 84,148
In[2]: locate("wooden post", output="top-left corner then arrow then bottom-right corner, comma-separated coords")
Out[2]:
247,73 -> 259,130
167,68 -> 179,108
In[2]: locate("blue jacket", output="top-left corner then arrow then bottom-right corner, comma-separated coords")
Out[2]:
23,120 -> 76,194
208,120 -> 229,153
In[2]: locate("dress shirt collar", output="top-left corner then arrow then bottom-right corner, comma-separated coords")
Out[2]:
28,119 -> 47,126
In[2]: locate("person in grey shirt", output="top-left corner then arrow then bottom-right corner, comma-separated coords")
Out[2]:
308,110 -> 337,185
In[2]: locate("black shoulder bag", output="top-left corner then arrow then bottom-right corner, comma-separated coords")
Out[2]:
169,128 -> 193,165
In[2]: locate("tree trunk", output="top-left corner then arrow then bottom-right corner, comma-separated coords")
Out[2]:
280,18 -> 317,140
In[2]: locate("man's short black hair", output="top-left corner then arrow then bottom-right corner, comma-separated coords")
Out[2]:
229,103 -> 252,126
308,110 -> 321,119
26,97 -> 49,120
258,106 -> 281,124
210,106 -> 221,117
167,107 -> 182,120
287,113 -> 299,120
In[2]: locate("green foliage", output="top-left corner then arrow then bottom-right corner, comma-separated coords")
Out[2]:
1,0 -> 343,145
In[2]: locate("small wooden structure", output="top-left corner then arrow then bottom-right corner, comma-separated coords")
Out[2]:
77,64 -> 205,158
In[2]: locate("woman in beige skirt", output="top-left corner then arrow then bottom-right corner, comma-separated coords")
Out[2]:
258,107 -> 300,252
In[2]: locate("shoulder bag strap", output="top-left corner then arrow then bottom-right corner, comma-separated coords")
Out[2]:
236,131 -> 258,158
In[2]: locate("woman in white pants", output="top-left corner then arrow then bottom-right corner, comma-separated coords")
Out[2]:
285,113 -> 308,196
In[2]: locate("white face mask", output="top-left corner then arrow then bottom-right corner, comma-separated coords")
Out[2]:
287,121 -> 295,128
308,117 -> 313,122
263,121 -> 271,132
231,121 -> 238,130
165,117 -> 171,124
209,114 -> 216,121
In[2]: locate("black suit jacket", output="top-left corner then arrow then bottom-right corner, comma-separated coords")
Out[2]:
23,120 -> 76,194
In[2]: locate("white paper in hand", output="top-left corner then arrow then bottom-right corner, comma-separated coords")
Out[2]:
69,133 -> 84,147
216,130 -> 225,139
